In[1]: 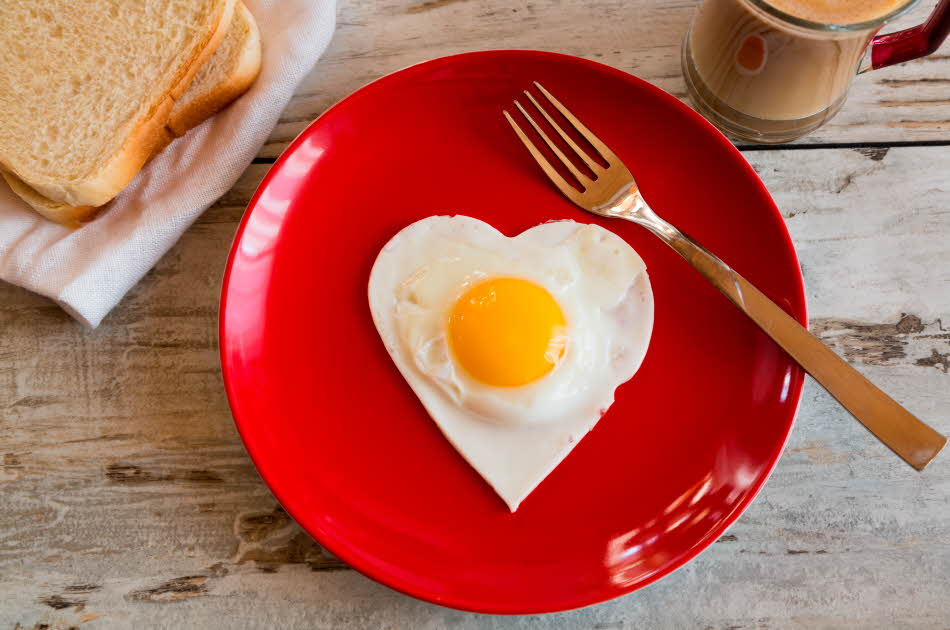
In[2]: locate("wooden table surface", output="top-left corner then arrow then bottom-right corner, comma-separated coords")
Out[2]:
2,0 -> 949,628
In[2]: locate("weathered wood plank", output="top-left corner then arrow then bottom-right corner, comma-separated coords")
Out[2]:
1,146 -> 948,628
258,0 -> 950,158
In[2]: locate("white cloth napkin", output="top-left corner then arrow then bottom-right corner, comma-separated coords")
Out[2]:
0,0 -> 336,327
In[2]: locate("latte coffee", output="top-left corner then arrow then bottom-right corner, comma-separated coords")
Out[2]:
682,0 -> 913,142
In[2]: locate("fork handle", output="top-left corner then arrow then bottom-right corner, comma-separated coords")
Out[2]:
637,213 -> 946,470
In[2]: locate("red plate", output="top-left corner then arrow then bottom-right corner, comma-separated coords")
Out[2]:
220,51 -> 806,613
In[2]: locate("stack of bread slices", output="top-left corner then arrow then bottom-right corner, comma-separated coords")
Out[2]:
0,0 -> 261,227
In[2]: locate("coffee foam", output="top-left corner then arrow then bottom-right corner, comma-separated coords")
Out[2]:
765,0 -> 909,24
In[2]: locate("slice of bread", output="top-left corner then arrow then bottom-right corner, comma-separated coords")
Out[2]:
0,0 -> 236,208
2,3 -> 261,227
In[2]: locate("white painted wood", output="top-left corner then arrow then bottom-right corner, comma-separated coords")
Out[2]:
257,0 -> 950,158
749,146 -> 950,322
1,146 -> 948,628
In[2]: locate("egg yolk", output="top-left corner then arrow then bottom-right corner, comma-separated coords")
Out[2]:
448,277 -> 567,387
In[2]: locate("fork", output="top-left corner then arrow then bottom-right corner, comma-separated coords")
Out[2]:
505,82 -> 946,470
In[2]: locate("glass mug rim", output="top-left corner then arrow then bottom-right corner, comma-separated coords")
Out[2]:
747,0 -> 919,32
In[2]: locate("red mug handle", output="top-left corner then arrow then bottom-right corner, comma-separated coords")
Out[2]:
870,0 -> 950,69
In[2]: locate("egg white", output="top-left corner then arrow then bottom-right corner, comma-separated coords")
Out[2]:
369,216 -> 653,511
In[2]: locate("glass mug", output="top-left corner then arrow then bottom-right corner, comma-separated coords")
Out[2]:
682,0 -> 950,142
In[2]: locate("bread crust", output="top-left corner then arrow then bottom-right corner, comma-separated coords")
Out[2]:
1,171 -> 98,227
168,2 -> 262,136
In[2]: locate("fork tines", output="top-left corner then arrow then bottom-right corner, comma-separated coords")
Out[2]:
504,82 -> 618,198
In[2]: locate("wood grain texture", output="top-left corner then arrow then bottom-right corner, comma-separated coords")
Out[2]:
257,0 -> 950,158
1,144 -> 948,628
